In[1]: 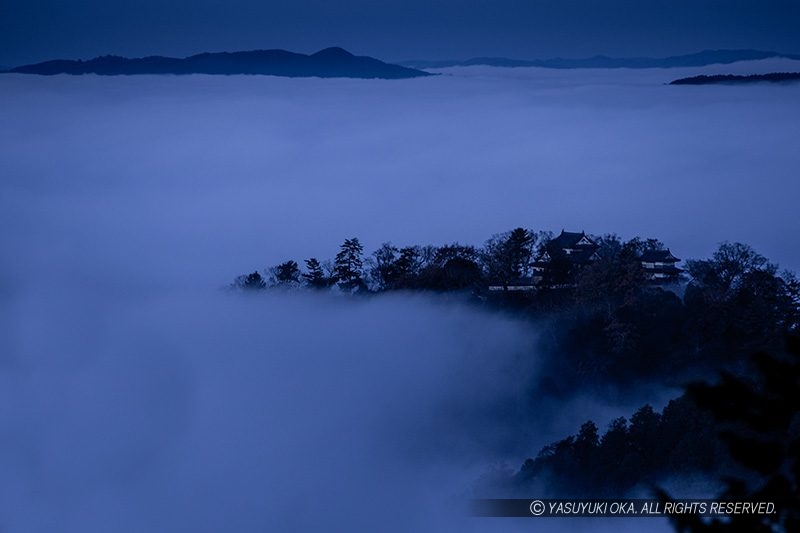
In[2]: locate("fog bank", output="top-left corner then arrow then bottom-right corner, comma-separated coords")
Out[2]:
0,288 -> 672,531
2,59 -> 799,293
1,62 -> 793,531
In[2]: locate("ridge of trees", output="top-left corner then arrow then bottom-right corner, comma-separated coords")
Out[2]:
231,230 -> 552,294
658,335 -> 800,532
230,230 -> 799,529
503,395 -> 727,498
231,231 -> 798,386
493,335 -> 800,531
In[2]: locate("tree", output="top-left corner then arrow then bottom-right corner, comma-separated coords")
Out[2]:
271,260 -> 300,285
573,235 -> 648,312
573,420 -> 600,476
432,243 -> 479,266
625,404 -> 662,479
621,236 -> 666,258
439,257 -> 483,290
302,258 -> 329,289
686,242 -> 775,301
232,271 -> 266,291
598,416 -> 629,486
660,335 -> 800,532
334,237 -> 365,290
482,228 -> 535,287
366,244 -> 425,291
415,243 -> 483,291
393,246 -> 423,289
782,270 -> 800,332
368,242 -> 399,290
684,242 -> 793,356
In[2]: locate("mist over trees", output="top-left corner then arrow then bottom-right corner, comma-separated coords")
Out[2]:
232,232 -> 798,388
232,231 -> 798,388
232,271 -> 267,290
231,229 -> 800,523
504,395 -> 726,498
5,56 -> 800,533
502,334 -> 800,529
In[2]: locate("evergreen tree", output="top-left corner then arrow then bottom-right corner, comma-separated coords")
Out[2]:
482,228 -> 534,286
272,260 -> 300,284
334,237 -> 365,290
393,246 -> 423,289
505,227 -> 534,278
302,258 -> 328,289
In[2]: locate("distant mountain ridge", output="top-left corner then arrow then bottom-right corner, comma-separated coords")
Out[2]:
3,47 -> 431,79
670,72 -> 800,85
402,49 -> 800,69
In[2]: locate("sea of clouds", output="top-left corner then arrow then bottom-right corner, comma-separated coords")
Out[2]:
1,59 -> 798,531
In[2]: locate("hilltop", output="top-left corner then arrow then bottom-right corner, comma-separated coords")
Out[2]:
4,47 -> 431,79
670,72 -> 800,85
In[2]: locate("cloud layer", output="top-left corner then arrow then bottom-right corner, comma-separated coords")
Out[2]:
1,63 -> 796,531
2,60 -> 798,294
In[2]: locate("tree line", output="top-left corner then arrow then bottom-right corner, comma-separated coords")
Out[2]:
232,229 -> 557,293
231,229 -> 800,529
231,230 -> 799,387
487,334 -> 800,532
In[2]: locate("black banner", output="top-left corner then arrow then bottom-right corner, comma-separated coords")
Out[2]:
470,499 -> 778,518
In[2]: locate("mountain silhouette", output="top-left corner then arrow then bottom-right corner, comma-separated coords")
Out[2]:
402,49 -> 800,69
4,47 -> 431,79
670,72 -> 800,85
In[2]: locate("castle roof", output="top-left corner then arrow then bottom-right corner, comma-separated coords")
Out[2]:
640,249 -> 680,263
548,230 -> 597,250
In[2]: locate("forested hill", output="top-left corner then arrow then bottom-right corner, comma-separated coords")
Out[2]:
238,230 -> 800,527
4,47 -> 432,79
232,230 -> 799,391
670,72 -> 800,85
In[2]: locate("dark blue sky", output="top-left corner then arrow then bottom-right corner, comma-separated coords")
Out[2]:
2,0 -> 799,66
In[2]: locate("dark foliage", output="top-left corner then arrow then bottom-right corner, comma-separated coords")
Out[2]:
334,237 -> 366,291
670,72 -> 800,85
659,335 -> 800,532
684,242 -> 795,361
272,260 -> 300,284
413,243 -> 483,292
513,396 -> 725,497
232,235 -> 797,391
231,271 -> 266,291
302,258 -> 330,289
229,231 -> 799,524
482,228 -> 536,287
